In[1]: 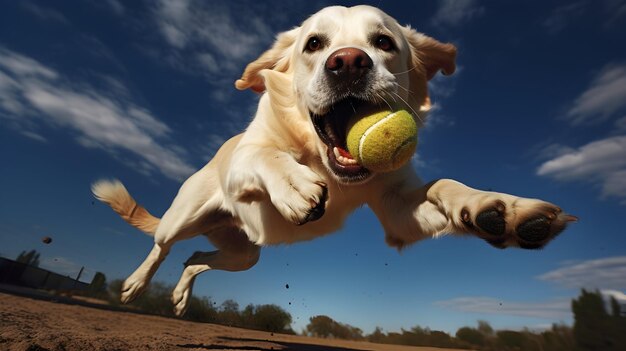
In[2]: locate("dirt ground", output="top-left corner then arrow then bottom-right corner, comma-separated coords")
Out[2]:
0,290 -> 467,351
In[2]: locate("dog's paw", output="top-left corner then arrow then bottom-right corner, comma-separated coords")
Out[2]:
120,275 -> 149,304
460,196 -> 577,249
171,285 -> 191,317
269,165 -> 328,225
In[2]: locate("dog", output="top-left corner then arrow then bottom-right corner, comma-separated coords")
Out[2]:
92,5 -> 576,316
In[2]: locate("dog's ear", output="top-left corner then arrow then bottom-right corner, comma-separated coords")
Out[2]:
402,26 -> 457,80
235,27 -> 300,93
401,26 -> 456,112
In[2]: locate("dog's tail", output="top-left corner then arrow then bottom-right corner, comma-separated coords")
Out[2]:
91,179 -> 160,236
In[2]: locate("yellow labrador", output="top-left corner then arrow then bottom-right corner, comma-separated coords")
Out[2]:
92,5 -> 576,316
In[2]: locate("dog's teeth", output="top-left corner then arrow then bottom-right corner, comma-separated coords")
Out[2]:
333,147 -> 341,159
341,156 -> 357,165
333,147 -> 357,166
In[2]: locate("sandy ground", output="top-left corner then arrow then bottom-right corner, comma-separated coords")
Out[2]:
0,289 -> 467,351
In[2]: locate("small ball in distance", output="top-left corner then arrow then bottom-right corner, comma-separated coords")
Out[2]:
346,110 -> 417,172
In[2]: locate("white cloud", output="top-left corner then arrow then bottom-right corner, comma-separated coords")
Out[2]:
149,0 -> 279,104
601,289 -> 626,304
566,63 -> 626,125
0,49 -> 58,79
538,63 -> 626,202
536,135 -> 626,201
537,256 -> 626,291
0,47 -> 195,181
431,0 -> 485,28
436,296 -> 571,319
537,136 -> 626,179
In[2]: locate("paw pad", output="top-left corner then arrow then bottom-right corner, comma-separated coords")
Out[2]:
475,202 -> 506,236
516,216 -> 551,243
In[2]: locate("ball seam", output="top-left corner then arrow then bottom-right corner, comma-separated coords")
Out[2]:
357,111 -> 399,161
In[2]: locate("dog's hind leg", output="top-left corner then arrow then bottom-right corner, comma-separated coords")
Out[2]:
120,165 -> 229,304
120,242 -> 171,303
171,228 -> 260,316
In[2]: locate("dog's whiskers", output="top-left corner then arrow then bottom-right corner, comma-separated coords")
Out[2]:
392,65 -> 419,76
393,82 -> 415,95
390,91 -> 423,124
377,93 -> 394,111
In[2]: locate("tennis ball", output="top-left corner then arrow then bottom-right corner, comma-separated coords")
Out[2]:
346,110 -> 417,172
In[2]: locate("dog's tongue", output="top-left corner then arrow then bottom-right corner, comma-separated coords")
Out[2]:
336,146 -> 353,159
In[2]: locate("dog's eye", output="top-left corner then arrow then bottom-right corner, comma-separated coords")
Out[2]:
305,36 -> 323,52
375,35 -> 395,51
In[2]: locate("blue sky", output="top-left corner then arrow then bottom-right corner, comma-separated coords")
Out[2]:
1,0 -> 626,335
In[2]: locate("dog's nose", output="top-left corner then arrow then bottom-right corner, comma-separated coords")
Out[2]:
325,48 -> 373,79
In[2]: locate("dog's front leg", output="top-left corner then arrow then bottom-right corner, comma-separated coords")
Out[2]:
226,145 -> 328,225
369,177 -> 576,250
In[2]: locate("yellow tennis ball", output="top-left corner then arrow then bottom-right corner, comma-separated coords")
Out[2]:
346,110 -> 417,172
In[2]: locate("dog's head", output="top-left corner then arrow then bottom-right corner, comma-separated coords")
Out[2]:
236,5 -> 456,184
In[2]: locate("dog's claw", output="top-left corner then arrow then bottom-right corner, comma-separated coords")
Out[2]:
299,185 -> 328,225
561,214 -> 578,222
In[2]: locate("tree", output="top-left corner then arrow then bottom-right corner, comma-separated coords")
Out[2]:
184,295 -> 218,323
16,250 -> 40,266
368,327 -> 385,343
495,330 -> 530,350
456,326 -> 486,347
572,289 -> 626,351
540,324 -> 576,351
305,315 -> 363,340
478,320 -> 494,336
307,315 -> 334,338
218,299 -> 242,327
244,304 -> 293,333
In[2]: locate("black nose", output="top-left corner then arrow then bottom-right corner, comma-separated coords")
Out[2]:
325,48 -> 373,80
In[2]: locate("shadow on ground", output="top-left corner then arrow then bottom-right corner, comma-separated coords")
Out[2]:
178,337 -> 362,351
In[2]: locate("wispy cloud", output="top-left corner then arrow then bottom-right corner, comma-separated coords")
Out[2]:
0,47 -> 195,181
436,296 -> 571,319
431,0 -> 485,28
537,256 -> 626,291
566,63 -> 626,125
438,256 -> 626,320
542,1 -> 587,34
20,1 -> 69,24
151,0 -> 274,96
104,0 -> 125,16
536,63 -> 626,202
536,136 -> 626,202
20,130 -> 47,143
603,0 -> 626,28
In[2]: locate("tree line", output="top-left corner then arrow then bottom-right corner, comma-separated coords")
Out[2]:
102,277 -> 624,350
12,250 -> 626,349
105,279 -> 295,334
304,289 -> 626,351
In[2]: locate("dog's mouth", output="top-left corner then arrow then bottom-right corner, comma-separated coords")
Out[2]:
311,98 -> 386,183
